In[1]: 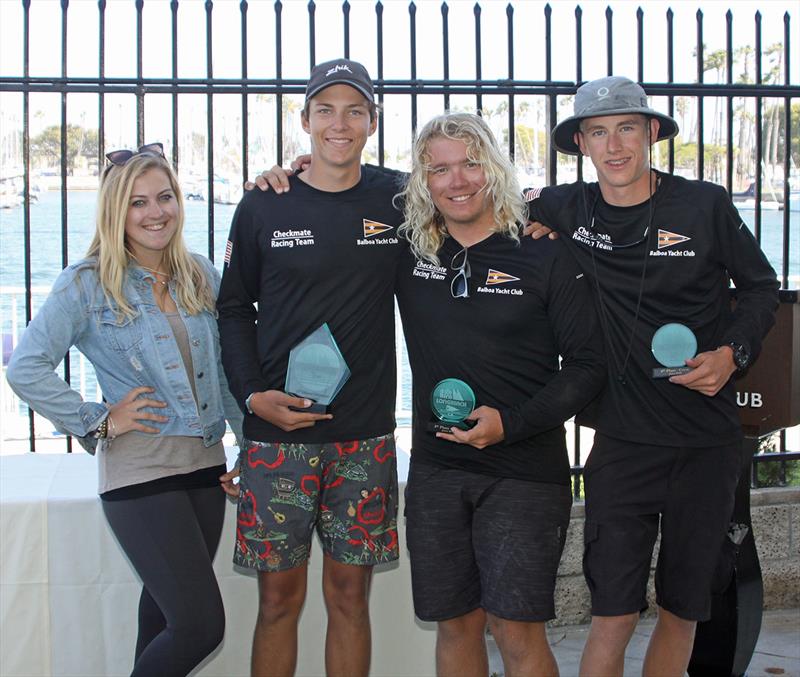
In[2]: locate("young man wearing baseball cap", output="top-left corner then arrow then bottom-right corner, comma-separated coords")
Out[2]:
217,58 -> 405,677
526,76 -> 778,675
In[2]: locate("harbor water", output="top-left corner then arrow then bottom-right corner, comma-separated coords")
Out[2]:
0,188 -> 797,452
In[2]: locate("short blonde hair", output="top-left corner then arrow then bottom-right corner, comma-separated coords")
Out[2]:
87,152 -> 215,319
397,112 -> 527,265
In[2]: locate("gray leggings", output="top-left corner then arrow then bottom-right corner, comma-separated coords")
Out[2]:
102,486 -> 226,677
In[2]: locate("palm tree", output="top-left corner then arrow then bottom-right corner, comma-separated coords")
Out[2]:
704,49 -> 727,146
675,97 -> 690,142
700,47 -> 727,182
763,42 -> 784,174
281,97 -> 303,164
691,45 -> 727,182
734,45 -> 754,185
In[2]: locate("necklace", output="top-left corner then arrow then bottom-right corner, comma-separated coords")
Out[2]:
136,263 -> 171,286
585,172 -> 659,385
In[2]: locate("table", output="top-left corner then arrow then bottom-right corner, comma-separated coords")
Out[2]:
0,450 -> 434,677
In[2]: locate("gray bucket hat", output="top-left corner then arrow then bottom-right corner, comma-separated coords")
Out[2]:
552,76 -> 679,156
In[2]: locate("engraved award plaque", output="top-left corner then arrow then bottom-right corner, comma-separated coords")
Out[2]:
427,378 -> 477,433
285,323 -> 350,413
651,323 -> 697,378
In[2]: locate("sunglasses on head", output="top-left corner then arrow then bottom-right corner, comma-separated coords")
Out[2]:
105,142 -> 165,166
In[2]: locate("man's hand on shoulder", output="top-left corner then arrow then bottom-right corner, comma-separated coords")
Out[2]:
243,165 -> 293,193
523,220 -> 559,240
668,346 -> 737,397
243,154 -> 312,192
248,390 -> 332,431
436,405 -> 504,449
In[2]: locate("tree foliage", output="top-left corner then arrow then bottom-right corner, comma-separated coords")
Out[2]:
31,124 -> 98,174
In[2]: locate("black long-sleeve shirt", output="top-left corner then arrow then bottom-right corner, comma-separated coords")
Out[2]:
525,172 -> 779,447
395,232 -> 607,484
217,166 -> 406,443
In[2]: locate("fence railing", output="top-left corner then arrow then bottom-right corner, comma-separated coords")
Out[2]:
0,0 -> 797,492
0,285 -> 412,452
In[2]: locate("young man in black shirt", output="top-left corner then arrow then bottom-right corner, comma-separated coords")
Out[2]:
217,59 -> 405,677
397,112 -> 606,676
526,76 -> 779,676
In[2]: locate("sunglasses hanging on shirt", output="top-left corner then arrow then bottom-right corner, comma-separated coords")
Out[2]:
450,246 -> 471,299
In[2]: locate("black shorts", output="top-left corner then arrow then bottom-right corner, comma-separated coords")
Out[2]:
583,434 -> 741,621
404,460 -> 571,623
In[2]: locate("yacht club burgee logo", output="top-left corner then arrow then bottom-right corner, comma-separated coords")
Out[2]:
477,269 -> 523,295
485,269 -> 520,285
651,229 -> 695,257
357,219 -> 398,245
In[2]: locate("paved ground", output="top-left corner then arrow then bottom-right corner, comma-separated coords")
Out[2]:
487,608 -> 800,676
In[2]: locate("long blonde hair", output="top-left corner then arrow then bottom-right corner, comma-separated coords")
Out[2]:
87,152 -> 215,319
397,112 -> 527,264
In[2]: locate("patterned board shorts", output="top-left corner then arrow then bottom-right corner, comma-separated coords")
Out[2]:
234,434 -> 399,572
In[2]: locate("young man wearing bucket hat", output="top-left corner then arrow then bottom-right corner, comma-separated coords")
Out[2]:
217,59 -> 405,677
526,76 -> 778,675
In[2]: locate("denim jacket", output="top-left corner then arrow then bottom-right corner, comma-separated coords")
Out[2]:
7,254 -> 243,453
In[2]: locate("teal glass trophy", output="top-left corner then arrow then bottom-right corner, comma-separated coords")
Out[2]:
285,323 -> 350,413
427,378 -> 477,433
651,323 -> 697,378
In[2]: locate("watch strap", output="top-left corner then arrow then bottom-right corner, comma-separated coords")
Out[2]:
726,341 -> 750,370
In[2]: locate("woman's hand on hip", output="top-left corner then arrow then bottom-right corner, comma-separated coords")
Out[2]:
107,386 -> 168,435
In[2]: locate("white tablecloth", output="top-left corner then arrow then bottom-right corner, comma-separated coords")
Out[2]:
0,450 -> 434,677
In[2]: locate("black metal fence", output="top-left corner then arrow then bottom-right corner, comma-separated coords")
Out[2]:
0,0 -> 797,488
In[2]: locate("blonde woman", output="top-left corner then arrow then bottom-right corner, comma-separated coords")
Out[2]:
7,144 -> 243,676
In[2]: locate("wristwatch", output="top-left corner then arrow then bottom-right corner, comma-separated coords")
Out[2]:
726,341 -> 750,371
245,392 -> 256,415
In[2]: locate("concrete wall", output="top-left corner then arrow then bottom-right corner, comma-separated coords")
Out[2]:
552,487 -> 800,626
751,487 -> 800,611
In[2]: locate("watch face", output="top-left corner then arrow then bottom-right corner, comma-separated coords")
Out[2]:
732,343 -> 749,369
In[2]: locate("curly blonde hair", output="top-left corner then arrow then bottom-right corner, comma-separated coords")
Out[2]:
397,112 -> 527,264
87,152 -> 215,319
